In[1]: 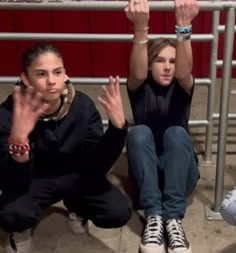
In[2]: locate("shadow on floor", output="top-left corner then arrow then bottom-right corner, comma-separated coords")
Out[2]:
220,243 -> 236,253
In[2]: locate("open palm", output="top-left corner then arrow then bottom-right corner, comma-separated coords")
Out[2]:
98,76 -> 125,129
10,85 -> 49,142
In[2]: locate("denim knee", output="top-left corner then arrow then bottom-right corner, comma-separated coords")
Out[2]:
0,204 -> 36,232
127,125 -> 154,149
163,126 -> 190,149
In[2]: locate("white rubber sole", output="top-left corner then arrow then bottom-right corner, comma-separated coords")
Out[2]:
167,245 -> 192,253
140,242 -> 166,253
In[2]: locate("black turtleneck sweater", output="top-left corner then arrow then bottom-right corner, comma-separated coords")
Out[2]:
127,73 -> 193,152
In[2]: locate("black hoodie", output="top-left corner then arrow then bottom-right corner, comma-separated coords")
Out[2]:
0,90 -> 127,190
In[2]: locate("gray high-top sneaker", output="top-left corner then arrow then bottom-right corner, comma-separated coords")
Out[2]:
5,229 -> 33,253
67,212 -> 91,235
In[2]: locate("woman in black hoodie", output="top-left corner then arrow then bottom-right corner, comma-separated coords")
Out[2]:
0,43 -> 131,253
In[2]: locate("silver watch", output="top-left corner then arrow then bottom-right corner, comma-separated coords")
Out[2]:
176,34 -> 191,42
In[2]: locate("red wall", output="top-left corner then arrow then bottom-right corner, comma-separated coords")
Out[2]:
0,9 -> 235,79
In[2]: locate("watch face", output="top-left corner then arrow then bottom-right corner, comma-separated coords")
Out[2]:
177,34 -> 191,41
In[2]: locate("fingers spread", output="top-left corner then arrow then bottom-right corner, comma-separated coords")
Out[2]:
108,76 -> 116,97
30,90 -> 43,112
13,85 -> 22,108
23,85 -> 34,106
102,84 -> 113,104
98,96 -> 111,111
113,76 -> 121,95
35,102 -> 49,118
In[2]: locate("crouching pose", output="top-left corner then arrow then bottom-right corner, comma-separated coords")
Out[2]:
125,0 -> 200,252
0,43 -> 131,253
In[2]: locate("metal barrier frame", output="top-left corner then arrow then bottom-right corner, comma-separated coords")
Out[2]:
0,0 -> 235,219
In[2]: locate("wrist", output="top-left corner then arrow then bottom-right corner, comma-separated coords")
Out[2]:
133,39 -> 148,45
11,152 -> 30,163
115,121 -> 126,129
10,132 -> 28,143
133,31 -> 148,45
176,33 -> 191,42
111,117 -> 126,129
176,21 -> 192,27
8,137 -> 30,158
134,26 -> 149,32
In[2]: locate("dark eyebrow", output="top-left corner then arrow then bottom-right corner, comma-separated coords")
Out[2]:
54,67 -> 64,71
33,67 -> 63,73
33,69 -> 46,73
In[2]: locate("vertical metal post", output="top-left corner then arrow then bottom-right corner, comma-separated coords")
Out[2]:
213,7 -> 235,211
204,0 -> 220,163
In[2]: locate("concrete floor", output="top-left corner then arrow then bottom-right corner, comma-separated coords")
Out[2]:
0,79 -> 236,253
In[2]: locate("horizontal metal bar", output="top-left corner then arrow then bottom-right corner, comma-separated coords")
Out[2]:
195,78 -> 212,86
0,33 -> 214,42
189,120 -> 209,126
218,25 -> 236,32
0,77 -> 128,85
0,77 -> 212,86
102,119 -> 209,126
1,1 -> 236,11
213,113 -> 236,120
216,60 -> 236,67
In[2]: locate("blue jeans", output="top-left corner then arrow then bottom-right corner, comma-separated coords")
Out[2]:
126,125 -> 199,220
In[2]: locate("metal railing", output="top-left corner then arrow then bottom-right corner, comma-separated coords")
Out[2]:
0,0 -> 235,219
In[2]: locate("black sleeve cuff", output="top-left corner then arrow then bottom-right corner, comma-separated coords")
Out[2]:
108,120 -> 128,132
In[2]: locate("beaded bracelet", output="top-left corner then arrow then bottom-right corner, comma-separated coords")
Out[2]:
175,25 -> 192,34
8,137 -> 30,157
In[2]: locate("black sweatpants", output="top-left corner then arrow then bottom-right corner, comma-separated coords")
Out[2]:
0,173 -> 131,232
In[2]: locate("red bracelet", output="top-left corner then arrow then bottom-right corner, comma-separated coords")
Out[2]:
8,137 -> 30,157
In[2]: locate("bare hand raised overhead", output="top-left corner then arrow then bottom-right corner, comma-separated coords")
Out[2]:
175,0 -> 199,27
124,0 -> 149,30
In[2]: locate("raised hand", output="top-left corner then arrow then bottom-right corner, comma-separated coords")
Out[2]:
98,76 -> 125,129
124,0 -> 149,29
175,0 -> 199,27
10,85 -> 49,142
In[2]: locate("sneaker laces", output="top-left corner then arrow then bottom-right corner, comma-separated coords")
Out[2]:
142,215 -> 163,245
166,219 -> 189,250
